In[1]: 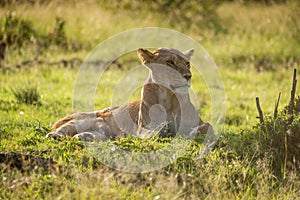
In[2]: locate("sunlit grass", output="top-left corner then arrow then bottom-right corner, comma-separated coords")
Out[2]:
0,1 -> 299,199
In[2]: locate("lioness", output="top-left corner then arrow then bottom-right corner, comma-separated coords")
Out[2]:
47,48 -> 213,141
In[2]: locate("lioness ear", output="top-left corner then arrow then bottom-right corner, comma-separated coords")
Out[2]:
183,48 -> 194,60
137,48 -> 154,64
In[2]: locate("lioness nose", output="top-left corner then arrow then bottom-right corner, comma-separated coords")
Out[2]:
183,74 -> 192,81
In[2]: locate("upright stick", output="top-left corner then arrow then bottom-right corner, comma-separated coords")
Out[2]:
274,92 -> 281,119
288,69 -> 297,115
256,97 -> 264,124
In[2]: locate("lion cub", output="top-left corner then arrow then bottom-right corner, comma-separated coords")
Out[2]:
47,48 -> 213,141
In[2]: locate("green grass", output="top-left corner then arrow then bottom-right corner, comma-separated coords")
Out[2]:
0,1 -> 300,199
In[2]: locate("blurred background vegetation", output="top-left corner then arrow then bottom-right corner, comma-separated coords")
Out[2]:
0,0 -> 299,69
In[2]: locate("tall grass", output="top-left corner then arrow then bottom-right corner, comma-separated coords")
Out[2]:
12,85 -> 41,105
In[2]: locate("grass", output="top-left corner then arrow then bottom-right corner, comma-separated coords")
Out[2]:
0,1 -> 300,199
12,84 -> 41,105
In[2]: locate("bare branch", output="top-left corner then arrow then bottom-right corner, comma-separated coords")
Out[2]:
274,92 -> 281,119
288,68 -> 297,115
256,97 -> 264,124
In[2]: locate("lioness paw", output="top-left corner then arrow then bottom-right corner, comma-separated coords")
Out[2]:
197,123 -> 214,135
46,132 -> 65,140
73,132 -> 107,142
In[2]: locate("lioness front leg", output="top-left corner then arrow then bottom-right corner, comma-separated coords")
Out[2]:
46,112 -> 106,140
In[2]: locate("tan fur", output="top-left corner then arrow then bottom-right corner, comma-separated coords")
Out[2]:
47,48 -> 212,141
52,115 -> 74,130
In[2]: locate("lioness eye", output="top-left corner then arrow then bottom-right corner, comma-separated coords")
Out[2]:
167,60 -> 176,66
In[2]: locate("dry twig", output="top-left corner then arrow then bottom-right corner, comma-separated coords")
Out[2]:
256,97 -> 264,124
274,92 -> 281,119
288,68 -> 297,115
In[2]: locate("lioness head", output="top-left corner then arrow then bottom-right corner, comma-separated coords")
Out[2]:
137,48 -> 194,93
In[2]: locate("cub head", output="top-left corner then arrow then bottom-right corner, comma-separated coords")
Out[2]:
137,48 -> 194,93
